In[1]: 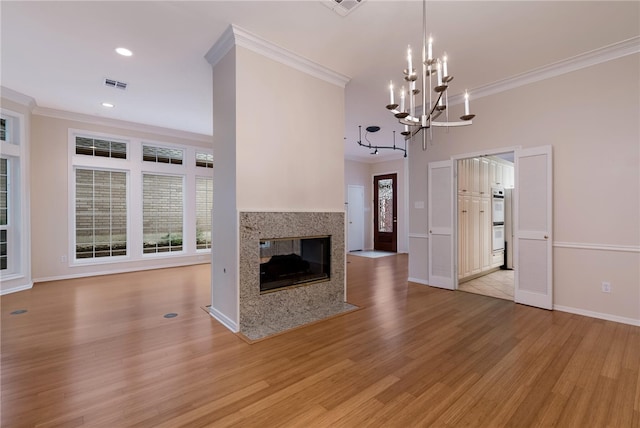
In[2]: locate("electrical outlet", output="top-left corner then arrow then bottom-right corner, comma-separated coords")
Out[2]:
601,282 -> 612,293
60,255 -> 67,263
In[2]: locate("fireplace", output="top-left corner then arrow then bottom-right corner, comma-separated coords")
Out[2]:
260,236 -> 331,293
238,212 -> 351,341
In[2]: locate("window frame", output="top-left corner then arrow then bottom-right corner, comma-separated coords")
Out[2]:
0,110 -> 27,282
72,166 -> 130,264
68,129 -> 213,267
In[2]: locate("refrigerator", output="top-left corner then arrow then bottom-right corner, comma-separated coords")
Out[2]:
504,188 -> 514,269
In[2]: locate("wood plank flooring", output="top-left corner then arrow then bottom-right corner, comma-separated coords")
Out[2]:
2,255 -> 639,427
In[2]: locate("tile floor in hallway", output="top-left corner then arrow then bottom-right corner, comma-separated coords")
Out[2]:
458,269 -> 515,300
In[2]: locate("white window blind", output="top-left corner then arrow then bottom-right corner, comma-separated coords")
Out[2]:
76,136 -> 127,159
143,174 -> 184,254
195,177 -> 213,250
75,169 -> 127,259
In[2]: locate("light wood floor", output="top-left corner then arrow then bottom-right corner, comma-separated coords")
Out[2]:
2,255 -> 639,427
459,269 -> 515,301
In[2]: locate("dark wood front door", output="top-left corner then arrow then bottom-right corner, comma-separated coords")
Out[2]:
373,173 -> 397,252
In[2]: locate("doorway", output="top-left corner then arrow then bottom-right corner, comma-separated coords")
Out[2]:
456,153 -> 515,300
347,185 -> 364,252
373,173 -> 397,252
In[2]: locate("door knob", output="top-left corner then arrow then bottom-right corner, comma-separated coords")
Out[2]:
544,235 -> 548,239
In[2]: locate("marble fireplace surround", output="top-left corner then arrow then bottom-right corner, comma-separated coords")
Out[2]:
239,211 -> 356,340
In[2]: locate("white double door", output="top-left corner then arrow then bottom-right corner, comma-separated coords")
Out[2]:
427,146 -> 553,310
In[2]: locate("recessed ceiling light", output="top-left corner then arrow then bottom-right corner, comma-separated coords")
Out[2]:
115,47 -> 133,57
101,102 -> 115,108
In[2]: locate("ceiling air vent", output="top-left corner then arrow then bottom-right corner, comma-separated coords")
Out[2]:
322,0 -> 365,16
104,78 -> 128,90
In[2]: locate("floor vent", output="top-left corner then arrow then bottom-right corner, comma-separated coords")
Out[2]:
322,0 -> 365,16
104,78 -> 128,90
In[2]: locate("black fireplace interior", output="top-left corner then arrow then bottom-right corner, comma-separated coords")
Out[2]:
260,236 -> 331,293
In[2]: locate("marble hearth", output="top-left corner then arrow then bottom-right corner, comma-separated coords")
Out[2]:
239,212 -> 356,340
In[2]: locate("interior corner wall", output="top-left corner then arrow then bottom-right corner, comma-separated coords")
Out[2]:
408,54 -> 640,323
234,46 -> 345,212
210,47 -> 239,329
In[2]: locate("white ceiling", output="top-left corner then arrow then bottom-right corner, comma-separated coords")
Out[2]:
2,1 -> 638,162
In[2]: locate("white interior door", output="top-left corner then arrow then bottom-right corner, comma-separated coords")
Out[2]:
347,185 -> 364,252
428,160 -> 454,290
514,146 -> 553,309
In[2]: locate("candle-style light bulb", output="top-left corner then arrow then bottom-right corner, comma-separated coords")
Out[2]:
437,60 -> 443,86
464,91 -> 470,116
400,86 -> 406,112
407,45 -> 413,75
428,37 -> 433,62
442,53 -> 448,78
389,81 -> 394,105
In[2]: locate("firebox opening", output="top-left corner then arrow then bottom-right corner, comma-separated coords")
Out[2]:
259,236 -> 331,293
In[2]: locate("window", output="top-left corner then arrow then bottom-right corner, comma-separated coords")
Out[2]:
0,158 -> 7,270
76,136 -> 127,159
75,169 -> 127,259
195,151 -> 213,168
1,111 -> 26,279
142,144 -> 183,165
0,118 -> 6,142
196,177 -> 213,250
143,174 -> 183,254
70,130 -> 212,266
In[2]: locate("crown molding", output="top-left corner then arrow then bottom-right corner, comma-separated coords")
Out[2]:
0,87 -> 36,110
206,24 -> 351,88
32,106 -> 213,144
461,36 -> 640,103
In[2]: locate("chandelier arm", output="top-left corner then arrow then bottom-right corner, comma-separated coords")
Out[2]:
431,120 -> 473,127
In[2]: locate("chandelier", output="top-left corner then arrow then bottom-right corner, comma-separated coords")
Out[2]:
386,0 -> 475,151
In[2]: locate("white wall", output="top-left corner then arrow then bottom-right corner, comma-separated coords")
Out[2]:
210,47 -> 239,330
408,54 -> 640,323
235,46 -> 345,212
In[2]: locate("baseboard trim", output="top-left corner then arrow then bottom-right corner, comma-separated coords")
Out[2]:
408,277 -> 430,286
0,282 -> 34,295
33,260 -> 210,284
553,304 -> 640,327
208,306 -> 239,333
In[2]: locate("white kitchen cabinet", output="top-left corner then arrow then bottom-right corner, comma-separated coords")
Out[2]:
480,197 -> 491,271
458,195 -> 493,280
458,194 -> 470,279
479,158 -> 490,197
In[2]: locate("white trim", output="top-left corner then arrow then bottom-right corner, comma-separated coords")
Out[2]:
205,24 -> 351,88
208,306 -> 239,333
408,277 -> 430,286
0,87 -> 36,109
553,242 -> 640,253
0,282 -> 33,295
456,36 -> 640,103
204,25 -> 236,68
33,260 -> 210,284
33,107 -> 212,144
554,305 -> 640,327
408,233 -> 429,239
